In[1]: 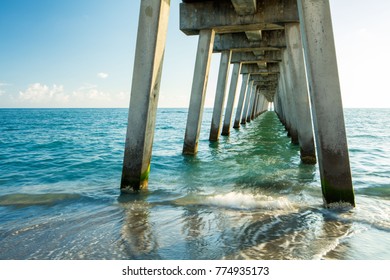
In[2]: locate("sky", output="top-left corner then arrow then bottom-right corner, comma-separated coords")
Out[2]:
1,0 -> 390,108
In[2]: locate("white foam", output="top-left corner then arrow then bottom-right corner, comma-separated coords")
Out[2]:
326,201 -> 354,209
203,192 -> 295,211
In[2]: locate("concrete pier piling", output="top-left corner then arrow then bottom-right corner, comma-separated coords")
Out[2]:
258,94 -> 268,116
278,60 -> 298,141
284,23 -> 316,164
121,0 -> 170,192
246,85 -> 257,123
122,0 -> 355,207
280,50 -> 300,145
297,0 -> 355,206
241,80 -> 254,125
251,92 -> 259,120
222,62 -> 242,136
210,50 -> 231,141
233,73 -> 250,129
183,29 -> 215,155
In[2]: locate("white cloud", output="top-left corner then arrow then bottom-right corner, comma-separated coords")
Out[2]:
97,72 -> 109,79
71,84 -> 128,107
7,82 -> 129,108
19,83 -> 69,105
73,85 -> 110,102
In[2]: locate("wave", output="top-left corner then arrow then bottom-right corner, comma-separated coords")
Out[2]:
173,191 -> 296,211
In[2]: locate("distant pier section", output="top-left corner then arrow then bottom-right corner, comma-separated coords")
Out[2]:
121,0 -> 355,207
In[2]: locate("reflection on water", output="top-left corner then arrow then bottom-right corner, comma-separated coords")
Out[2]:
118,194 -> 160,259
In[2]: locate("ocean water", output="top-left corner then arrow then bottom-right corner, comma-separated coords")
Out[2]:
0,108 -> 389,260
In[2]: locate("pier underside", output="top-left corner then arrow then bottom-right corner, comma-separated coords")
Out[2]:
121,0 -> 355,207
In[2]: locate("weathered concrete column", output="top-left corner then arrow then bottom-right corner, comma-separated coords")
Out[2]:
121,0 -> 170,192
257,93 -> 266,117
279,59 -> 295,139
254,93 -> 258,117
285,23 -> 316,164
280,51 -> 299,144
277,94 -> 286,124
264,99 -> 269,111
259,96 -> 264,111
222,62 -> 242,136
277,70 -> 287,129
274,90 -> 280,116
209,50 -> 231,141
275,78 -> 287,127
251,91 -> 259,120
241,80 -> 254,124
246,84 -> 256,123
298,0 -> 355,206
183,29 -> 215,155
274,95 -> 278,112
258,94 -> 267,115
233,73 -> 249,128
264,97 -> 269,111
254,93 -> 260,117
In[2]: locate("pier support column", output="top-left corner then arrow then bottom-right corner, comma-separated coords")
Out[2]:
121,0 -> 170,192
251,91 -> 259,120
274,96 -> 278,113
222,62 -> 242,136
298,0 -> 355,206
278,67 -> 289,130
285,23 -> 316,164
254,93 -> 261,117
233,74 -> 249,128
275,79 -> 287,128
210,50 -> 232,141
264,97 -> 269,111
263,98 -> 269,112
285,51 -> 300,144
241,80 -> 254,124
257,93 -> 265,117
280,57 -> 299,144
259,94 -> 267,115
274,91 -> 280,116
183,29 -> 215,155
246,85 -> 256,123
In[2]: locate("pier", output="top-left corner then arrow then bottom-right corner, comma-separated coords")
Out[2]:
121,0 -> 355,207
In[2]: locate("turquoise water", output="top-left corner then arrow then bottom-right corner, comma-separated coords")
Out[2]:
0,108 -> 389,259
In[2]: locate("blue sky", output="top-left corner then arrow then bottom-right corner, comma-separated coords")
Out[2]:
1,0 -> 389,108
